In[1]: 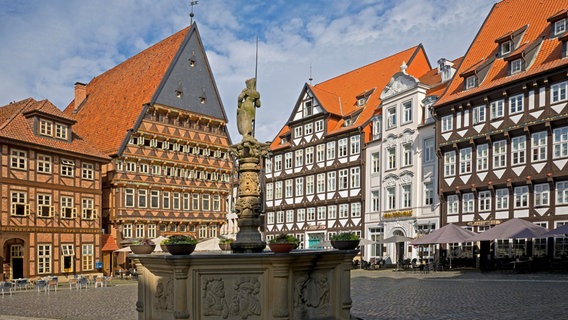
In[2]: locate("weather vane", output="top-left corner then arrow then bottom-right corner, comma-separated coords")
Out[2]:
190,1 -> 199,24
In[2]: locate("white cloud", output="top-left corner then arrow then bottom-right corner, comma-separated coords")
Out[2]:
0,0 -> 495,143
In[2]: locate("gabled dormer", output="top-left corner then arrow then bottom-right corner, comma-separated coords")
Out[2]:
23,105 -> 76,143
503,39 -> 542,75
548,9 -> 568,37
437,58 -> 456,82
355,88 -> 375,107
495,25 -> 528,58
459,58 -> 494,90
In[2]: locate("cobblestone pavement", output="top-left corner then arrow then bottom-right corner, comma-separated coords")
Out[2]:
1,271 -> 568,319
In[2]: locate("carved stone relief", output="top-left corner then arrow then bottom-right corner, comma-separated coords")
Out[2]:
154,276 -> 174,312
293,271 -> 330,318
201,276 -> 262,320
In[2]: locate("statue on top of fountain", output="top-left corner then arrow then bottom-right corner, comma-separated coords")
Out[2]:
237,77 -> 261,140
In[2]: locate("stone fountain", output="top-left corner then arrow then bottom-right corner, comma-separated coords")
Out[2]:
132,78 -> 358,320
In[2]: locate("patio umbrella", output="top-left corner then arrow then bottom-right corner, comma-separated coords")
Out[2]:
468,218 -> 548,241
115,246 -> 132,252
544,224 -> 568,236
359,238 -> 377,245
378,235 -> 414,244
411,224 -> 477,245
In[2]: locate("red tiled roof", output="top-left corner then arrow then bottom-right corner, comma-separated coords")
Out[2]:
0,98 -> 109,160
101,234 -> 120,252
64,27 -> 191,155
436,0 -> 568,106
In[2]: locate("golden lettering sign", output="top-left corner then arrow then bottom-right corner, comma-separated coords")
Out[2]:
383,210 -> 413,219
0,226 -> 100,234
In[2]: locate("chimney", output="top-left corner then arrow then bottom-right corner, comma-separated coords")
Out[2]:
74,82 -> 87,111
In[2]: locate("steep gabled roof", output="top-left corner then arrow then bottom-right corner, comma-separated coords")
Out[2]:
0,98 -> 108,160
64,23 -> 228,156
436,0 -> 568,106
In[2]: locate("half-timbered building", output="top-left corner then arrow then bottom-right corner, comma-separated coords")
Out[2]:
0,98 -> 109,279
433,0 -> 568,260
363,57 -> 458,263
63,23 -> 233,269
264,46 -> 431,248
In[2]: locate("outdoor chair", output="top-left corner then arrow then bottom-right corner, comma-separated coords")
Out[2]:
94,276 -> 104,288
47,279 -> 58,292
1,281 -> 13,296
16,279 -> 30,291
36,280 -> 48,293
77,277 -> 88,289
68,278 -> 79,290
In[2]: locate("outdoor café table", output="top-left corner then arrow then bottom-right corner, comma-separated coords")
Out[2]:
510,259 -> 531,273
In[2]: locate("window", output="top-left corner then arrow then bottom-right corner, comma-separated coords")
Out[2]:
37,194 -> 54,217
490,100 -> 504,119
339,204 -> 349,218
294,177 -> 303,196
327,205 -> 336,219
82,244 -> 93,271
285,179 -> 293,197
61,159 -> 75,177
327,171 -> 336,192
387,106 -> 397,129
350,136 -> 360,155
308,208 -> 316,221
265,183 -> 273,200
199,225 -> 207,238
39,119 -> 53,137
477,144 -> 489,171
460,148 -> 472,174
495,189 -> 509,210
202,194 -> 210,211
551,81 -> 567,103
501,40 -> 512,55
275,181 -> 282,199
303,100 -> 313,117
10,149 -> 27,170
401,184 -> 412,208
473,105 -> 486,124
82,198 -> 95,220
125,189 -> 135,207
265,158 -> 272,174
509,94 -> 524,114
37,154 -> 52,173
37,244 -> 51,274
82,163 -> 94,180
441,115 -> 453,132
61,196 -> 75,218
274,155 -> 282,171
138,189 -> 147,208
267,212 -> 274,224
465,76 -> 477,89
554,127 -> 568,159
532,131 -> 547,162
514,186 -> 529,208
511,136 -> 526,165
316,144 -> 325,162
423,138 -> 434,163
213,195 -> 220,211
402,143 -> 412,167
286,210 -> 294,223
11,191 -> 29,216
148,224 -> 157,238
447,195 -> 459,214
126,162 -> 136,172
338,138 -> 348,157
351,202 -> 361,217
554,18 -> 567,36
317,174 -> 325,193
534,183 -> 550,207
173,192 -> 180,210
444,151 -> 456,177
326,141 -> 335,160
315,120 -> 324,132
151,190 -> 160,208
55,123 -> 68,140
139,163 -> 149,174
350,167 -> 360,188
305,123 -> 313,135
510,59 -> 523,75
371,152 -> 380,173
371,190 -> 380,211
135,224 -> 145,238
306,176 -> 315,195
338,169 -> 348,190
557,181 -> 568,205
305,147 -> 314,164
297,209 -> 306,222
424,183 -> 433,206
373,117 -> 382,139
462,193 -> 474,213
493,140 -> 507,169
295,149 -> 303,167
479,191 -> 491,212
387,147 -> 396,170
317,207 -> 326,220
284,153 -> 292,169
386,187 -> 396,210
402,101 -> 412,123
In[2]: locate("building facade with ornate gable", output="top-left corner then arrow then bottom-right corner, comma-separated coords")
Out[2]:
433,0 -> 568,260
63,23 -> 233,269
363,58 -> 458,263
0,98 -> 109,279
264,45 -> 431,249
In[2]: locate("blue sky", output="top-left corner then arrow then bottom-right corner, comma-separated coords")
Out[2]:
0,0 -> 495,142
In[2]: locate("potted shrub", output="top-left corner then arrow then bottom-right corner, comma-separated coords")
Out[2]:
268,233 -> 299,253
330,232 -> 360,250
130,238 -> 156,254
162,235 -> 198,255
218,238 -> 234,251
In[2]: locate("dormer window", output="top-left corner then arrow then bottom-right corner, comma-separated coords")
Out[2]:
555,18 -> 567,36
39,119 -> 53,136
55,123 -> 68,140
501,41 -> 512,55
465,75 -> 477,89
357,98 -> 366,106
510,58 -> 523,75
303,100 -> 313,117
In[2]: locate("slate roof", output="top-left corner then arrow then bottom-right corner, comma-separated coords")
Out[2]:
270,45 -> 432,150
436,0 -> 568,106
0,98 -> 109,160
63,26 -> 192,155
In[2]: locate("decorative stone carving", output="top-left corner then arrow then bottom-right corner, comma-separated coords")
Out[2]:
231,277 -> 261,319
202,277 -> 230,318
154,276 -> 174,312
294,272 -> 330,317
